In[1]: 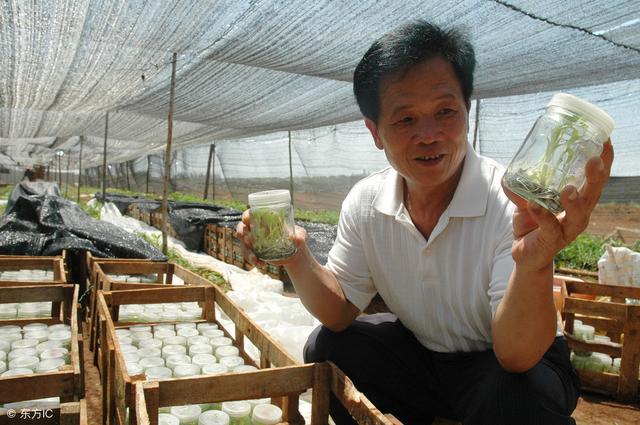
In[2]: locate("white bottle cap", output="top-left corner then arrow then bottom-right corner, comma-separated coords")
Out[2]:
248,190 -> 291,207
192,354 -> 217,368
548,93 -> 615,137
198,410 -> 230,425
201,363 -> 229,375
36,358 -> 66,372
252,404 -> 283,425
170,405 -> 202,423
139,357 -> 165,370
214,345 -> 239,360
173,363 -> 201,378
165,354 -> 192,370
189,344 -> 213,356
144,366 -> 173,380
158,413 -> 180,425
221,400 -> 251,419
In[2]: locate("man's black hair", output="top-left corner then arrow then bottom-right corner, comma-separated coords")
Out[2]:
353,20 -> 476,123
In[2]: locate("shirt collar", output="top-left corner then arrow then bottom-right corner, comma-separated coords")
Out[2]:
372,143 -> 491,218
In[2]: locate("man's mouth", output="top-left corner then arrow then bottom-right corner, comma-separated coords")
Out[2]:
415,154 -> 444,162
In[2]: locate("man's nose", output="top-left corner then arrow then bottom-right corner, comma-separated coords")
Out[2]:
412,116 -> 441,144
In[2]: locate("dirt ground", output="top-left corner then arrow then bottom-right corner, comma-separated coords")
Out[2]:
587,203 -> 640,243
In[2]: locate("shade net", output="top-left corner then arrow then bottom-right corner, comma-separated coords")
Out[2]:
1,1 -> 639,209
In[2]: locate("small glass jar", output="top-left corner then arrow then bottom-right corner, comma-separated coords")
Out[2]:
222,401 -> 251,425
170,405 -> 202,425
251,404 -> 282,425
248,190 -> 296,260
504,93 -> 614,214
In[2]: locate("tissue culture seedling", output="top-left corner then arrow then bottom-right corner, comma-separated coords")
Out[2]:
252,207 -> 296,260
505,115 -> 591,214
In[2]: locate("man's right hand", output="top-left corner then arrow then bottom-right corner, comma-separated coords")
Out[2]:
235,209 -> 309,267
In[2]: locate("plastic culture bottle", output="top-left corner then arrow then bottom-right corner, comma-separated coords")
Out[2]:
159,413 -> 181,425
145,366 -> 173,380
221,401 -> 252,425
504,93 -> 614,214
248,190 -> 297,260
199,410 -> 230,425
170,405 -> 202,425
251,404 -> 283,425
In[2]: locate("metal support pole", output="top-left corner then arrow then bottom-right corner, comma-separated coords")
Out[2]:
203,144 -> 214,200
288,131 -> 294,208
125,161 -> 131,191
65,151 -> 70,198
57,154 -> 62,188
473,99 -> 481,151
211,144 -> 216,200
101,112 -> 109,202
146,156 -> 151,194
162,52 -> 178,255
77,136 -> 84,203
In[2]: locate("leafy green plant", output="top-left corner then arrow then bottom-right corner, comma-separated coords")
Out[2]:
555,233 -> 639,272
506,115 -> 589,214
251,207 -> 296,260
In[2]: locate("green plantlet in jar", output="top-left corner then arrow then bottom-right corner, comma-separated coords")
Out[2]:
506,115 -> 590,214
251,208 -> 296,260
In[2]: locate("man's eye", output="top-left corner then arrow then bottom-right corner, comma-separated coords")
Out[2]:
438,108 -> 456,116
395,117 -> 414,125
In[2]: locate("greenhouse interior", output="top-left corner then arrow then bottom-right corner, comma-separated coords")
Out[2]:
1,1 -> 640,424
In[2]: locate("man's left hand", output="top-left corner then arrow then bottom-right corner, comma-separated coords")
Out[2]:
501,140 -> 614,271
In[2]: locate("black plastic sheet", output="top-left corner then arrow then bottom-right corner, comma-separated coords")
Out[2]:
298,221 -> 337,266
0,194 -> 166,259
167,204 -> 243,251
6,181 -> 60,212
94,192 -> 153,215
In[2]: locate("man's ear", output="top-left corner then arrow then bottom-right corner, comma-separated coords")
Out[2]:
365,118 -> 384,150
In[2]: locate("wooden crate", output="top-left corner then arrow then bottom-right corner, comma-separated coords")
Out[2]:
224,227 -> 234,264
0,284 -> 83,404
126,204 -> 141,221
87,259 -> 208,371
0,255 -> 67,287
215,226 -> 225,261
560,276 -> 640,401
133,362 -> 395,425
97,284 -> 298,425
231,236 -> 245,269
203,223 -> 218,257
0,399 -> 88,425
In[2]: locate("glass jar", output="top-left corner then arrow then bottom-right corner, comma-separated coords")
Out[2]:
504,93 -> 614,214
248,190 -> 296,260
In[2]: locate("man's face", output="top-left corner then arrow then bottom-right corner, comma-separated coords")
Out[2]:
365,56 -> 470,192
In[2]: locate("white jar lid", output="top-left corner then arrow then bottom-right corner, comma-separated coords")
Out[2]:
187,336 -> 210,346
173,363 -> 201,377
158,413 -> 180,425
22,323 -> 48,331
201,363 -> 228,375
198,410 -> 230,425
548,93 -> 615,137
248,190 -> 291,207
202,329 -> 224,339
219,356 -> 244,369
165,354 -> 192,370
139,339 -> 164,350
221,400 -> 251,418
163,336 -> 187,346
127,362 -> 144,376
191,354 -> 217,367
190,344 -> 213,356
9,348 -> 37,360
215,345 -> 239,360
139,357 -> 165,370
162,345 -> 187,360
37,358 -> 66,372
196,322 -> 218,331
252,404 -> 283,425
175,322 -> 197,330
40,347 -> 69,361
138,347 -> 162,358
1,367 -> 32,376
9,355 -> 39,371
170,405 -> 202,422
210,337 -> 232,348
12,338 -> 38,350
144,366 -> 172,380
36,340 -> 64,353
177,328 -> 199,338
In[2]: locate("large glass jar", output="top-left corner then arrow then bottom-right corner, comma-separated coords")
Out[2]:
248,190 -> 296,260
504,93 -> 614,214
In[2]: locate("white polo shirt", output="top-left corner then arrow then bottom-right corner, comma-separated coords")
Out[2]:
326,144 -> 516,353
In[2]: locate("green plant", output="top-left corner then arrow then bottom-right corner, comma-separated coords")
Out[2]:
251,208 -> 296,260
506,115 -> 589,214
136,232 -> 229,291
555,233 -> 639,272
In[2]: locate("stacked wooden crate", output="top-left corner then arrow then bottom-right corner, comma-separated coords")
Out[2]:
96,284 -> 299,425
0,279 -> 87,424
134,361 -> 395,425
559,276 -> 640,401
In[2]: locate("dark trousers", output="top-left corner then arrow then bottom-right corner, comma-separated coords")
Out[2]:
304,313 -> 580,425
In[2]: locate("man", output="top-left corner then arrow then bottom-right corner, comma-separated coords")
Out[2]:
237,21 -> 613,424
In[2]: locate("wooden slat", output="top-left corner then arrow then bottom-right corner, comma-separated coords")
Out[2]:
618,311 -> 640,401
104,285 -> 206,305
565,280 -> 640,299
329,362 -> 393,425
576,369 -> 621,396
563,297 -> 628,321
312,362 -> 331,425
0,284 -> 69,303
0,371 -> 75,403
60,401 -> 81,425
98,262 -> 169,275
156,365 -> 315,407
564,333 -> 622,357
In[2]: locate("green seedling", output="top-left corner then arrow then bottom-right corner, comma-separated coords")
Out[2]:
506,115 -> 590,214
251,208 -> 296,260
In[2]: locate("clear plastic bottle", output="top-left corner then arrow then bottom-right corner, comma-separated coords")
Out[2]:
222,401 -> 251,425
251,404 -> 282,425
248,190 -> 296,260
504,93 -> 614,214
